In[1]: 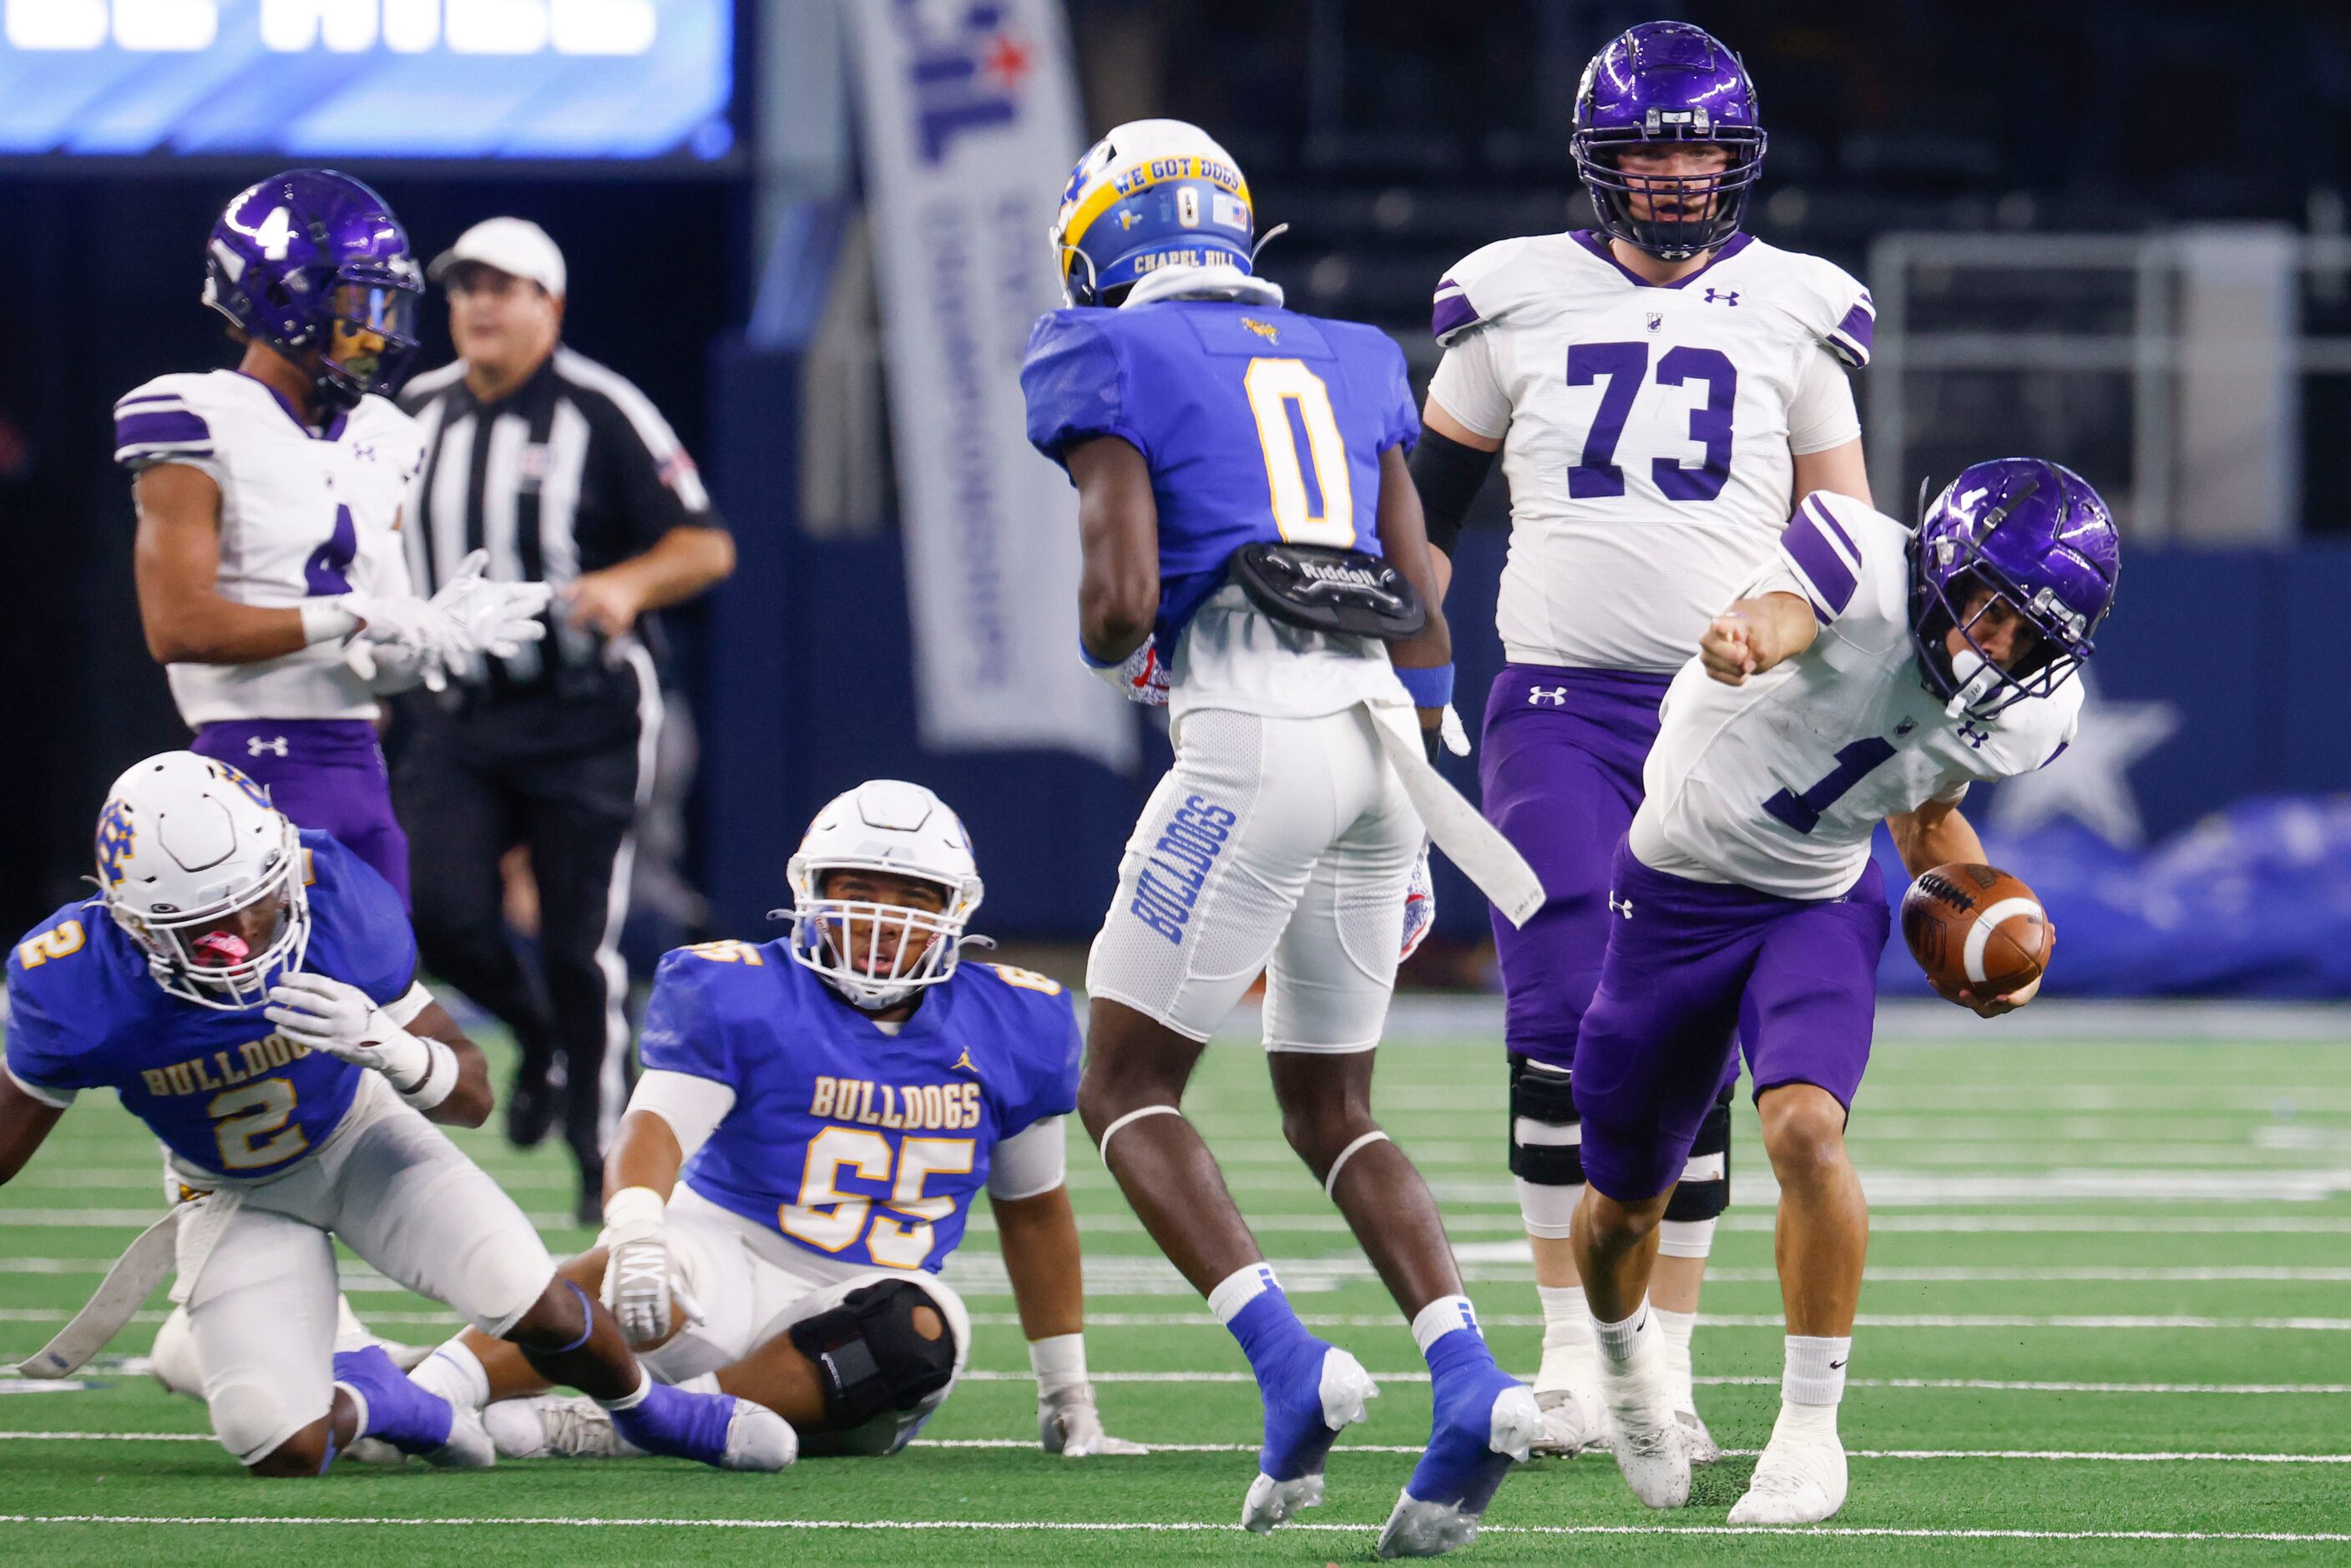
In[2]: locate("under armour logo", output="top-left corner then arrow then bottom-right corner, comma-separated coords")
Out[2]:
1957,721 -> 1992,750
1608,893 -> 1635,919
1895,718 -> 1917,737
1528,686 -> 1570,706
1704,288 -> 1740,306
350,442 -> 377,463
246,736 -> 289,759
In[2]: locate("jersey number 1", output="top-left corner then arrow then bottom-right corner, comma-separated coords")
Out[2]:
1244,357 -> 1355,546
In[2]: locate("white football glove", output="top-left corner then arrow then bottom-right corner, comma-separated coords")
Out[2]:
431,549 -> 554,681
1084,638 -> 1168,706
1401,840 -> 1436,962
264,974 -> 435,1091
1038,1384 -> 1149,1457
599,1186 -> 702,1348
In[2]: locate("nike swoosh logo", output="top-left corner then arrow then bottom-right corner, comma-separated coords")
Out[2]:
1828,1359 -> 1848,1370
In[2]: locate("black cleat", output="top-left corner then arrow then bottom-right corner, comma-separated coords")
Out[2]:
504,1071 -> 557,1150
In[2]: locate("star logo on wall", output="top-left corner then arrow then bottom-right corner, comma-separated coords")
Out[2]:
1987,670 -> 2182,847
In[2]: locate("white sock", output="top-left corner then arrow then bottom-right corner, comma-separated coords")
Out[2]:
1653,1306 -> 1697,1407
1535,1286 -> 1595,1389
1207,1262 -> 1281,1326
1411,1295 -> 1480,1355
1590,1299 -> 1655,1373
410,1340 -> 491,1412
1782,1334 -> 1851,1409
1771,1399 -> 1841,1444
593,1367 -> 653,1414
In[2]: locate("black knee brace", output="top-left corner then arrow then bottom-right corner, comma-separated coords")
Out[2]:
1507,1052 -> 1586,1187
787,1280 -> 958,1430
1663,1081 -> 1735,1222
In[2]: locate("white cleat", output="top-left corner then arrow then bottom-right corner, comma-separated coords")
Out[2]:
1240,1348 -> 1378,1534
1676,1405 -> 1722,1465
484,1393 -> 645,1460
1374,1384 -> 1545,1559
345,1437 -> 406,1465
1728,1426 -> 1848,1525
422,1401 -> 497,1469
1242,1470 -> 1326,1532
720,1399 -> 799,1472
1600,1367 -> 1689,1509
1529,1383 -> 1607,1458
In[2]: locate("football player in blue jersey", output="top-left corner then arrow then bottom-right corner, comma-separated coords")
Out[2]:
402,781 -> 1143,1462
0,753 -> 792,1476
1020,121 -> 1543,1557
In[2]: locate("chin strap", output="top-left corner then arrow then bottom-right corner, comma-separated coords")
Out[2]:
1120,265 -> 1286,310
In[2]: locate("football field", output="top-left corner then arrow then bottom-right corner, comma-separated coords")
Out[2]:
4,1003 -> 2348,1564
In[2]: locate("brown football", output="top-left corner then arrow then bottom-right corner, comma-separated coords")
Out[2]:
1899,862 -> 2048,1002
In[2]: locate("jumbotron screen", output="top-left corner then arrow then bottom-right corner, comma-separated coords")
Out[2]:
0,0 -> 734,160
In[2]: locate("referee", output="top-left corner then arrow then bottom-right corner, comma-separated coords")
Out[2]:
394,217 -> 735,1222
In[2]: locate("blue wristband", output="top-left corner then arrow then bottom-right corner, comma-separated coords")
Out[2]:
1393,661 -> 1454,708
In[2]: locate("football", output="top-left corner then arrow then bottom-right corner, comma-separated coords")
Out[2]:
1899,862 -> 2049,1001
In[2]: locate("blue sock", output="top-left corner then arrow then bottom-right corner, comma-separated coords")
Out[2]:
1228,1287 -> 1315,1382
331,1344 -> 453,1456
1424,1324 -> 1498,1383
609,1378 -> 736,1465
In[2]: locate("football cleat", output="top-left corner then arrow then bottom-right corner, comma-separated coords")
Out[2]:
1376,1336 -> 1543,1558
1728,1414 -> 1848,1525
1598,1353 -> 1690,1508
331,1344 -> 467,1463
426,1400 -> 496,1469
609,1382 -> 797,1473
1676,1404 -> 1723,1466
1529,1382 -> 1607,1458
1240,1341 -> 1379,1533
483,1393 -> 641,1460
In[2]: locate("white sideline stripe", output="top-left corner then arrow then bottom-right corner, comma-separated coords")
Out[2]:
953,1372 -> 2351,1394
964,1312 -> 2351,1331
3,1435 -> 2348,1466
0,1515 -> 2327,1544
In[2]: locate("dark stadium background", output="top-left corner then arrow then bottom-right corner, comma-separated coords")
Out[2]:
3,0 -> 2344,984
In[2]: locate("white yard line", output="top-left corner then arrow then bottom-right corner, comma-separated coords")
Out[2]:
949,1372 -> 2351,1394
968,1311 -> 2351,1331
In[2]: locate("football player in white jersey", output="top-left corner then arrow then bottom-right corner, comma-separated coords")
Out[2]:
1566,457 -> 2118,1520
1408,20 -> 1876,1460
115,170 -> 546,1401
119,169 -> 546,906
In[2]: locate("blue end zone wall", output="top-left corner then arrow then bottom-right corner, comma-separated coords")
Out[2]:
697,331 -> 2348,945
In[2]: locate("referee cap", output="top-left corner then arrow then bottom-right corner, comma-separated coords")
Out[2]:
429,216 -> 567,298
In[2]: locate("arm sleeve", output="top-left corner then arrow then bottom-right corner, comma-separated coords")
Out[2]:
382,980 -> 434,1029
1426,329 -> 1511,442
1786,346 -> 1862,457
1020,312 -> 1148,468
636,953 -> 733,1082
114,382 -> 225,484
986,1115 -> 1069,1201
624,1068 -> 739,1162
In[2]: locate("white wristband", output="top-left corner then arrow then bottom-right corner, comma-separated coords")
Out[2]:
393,1034 -> 458,1111
299,598 -> 361,645
1029,1332 -> 1089,1398
604,1185 -> 668,1243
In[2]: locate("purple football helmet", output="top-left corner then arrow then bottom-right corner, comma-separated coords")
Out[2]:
1910,458 -> 2121,717
202,169 -> 423,407
1571,21 -> 1766,260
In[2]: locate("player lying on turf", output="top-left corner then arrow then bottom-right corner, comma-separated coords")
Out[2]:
1414,18 -> 1880,1464
402,781 -> 1144,1462
0,754 -> 790,1476
1565,458 -> 2118,1522
1024,120 -> 1546,1558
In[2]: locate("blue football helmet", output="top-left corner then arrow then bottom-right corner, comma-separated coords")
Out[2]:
1049,119 -> 1258,307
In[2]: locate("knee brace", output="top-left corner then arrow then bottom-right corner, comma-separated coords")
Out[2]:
1661,1081 -> 1734,1249
786,1279 -> 961,1432
1509,1054 -> 1585,1237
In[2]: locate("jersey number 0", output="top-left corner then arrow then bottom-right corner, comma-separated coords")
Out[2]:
1244,357 -> 1356,546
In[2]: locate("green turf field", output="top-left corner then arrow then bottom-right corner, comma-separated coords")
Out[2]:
4,1009 -> 2348,1564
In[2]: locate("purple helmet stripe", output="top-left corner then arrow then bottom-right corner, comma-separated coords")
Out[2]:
114,410 -> 212,449
1431,281 -> 1479,341
1779,504 -> 1858,618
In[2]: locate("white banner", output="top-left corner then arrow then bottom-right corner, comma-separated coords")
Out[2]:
841,0 -> 1133,769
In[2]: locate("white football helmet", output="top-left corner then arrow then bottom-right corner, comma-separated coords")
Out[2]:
782,781 -> 983,1013
96,751 -> 310,1011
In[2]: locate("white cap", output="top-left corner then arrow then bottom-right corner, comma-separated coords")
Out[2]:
428,216 -> 567,297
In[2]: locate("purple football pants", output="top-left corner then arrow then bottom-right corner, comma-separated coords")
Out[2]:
1478,664 -> 1675,1068
1571,841 -> 1890,1203
193,719 -> 411,908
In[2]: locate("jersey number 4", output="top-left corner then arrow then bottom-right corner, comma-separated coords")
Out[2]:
1567,342 -> 1737,502
1244,357 -> 1356,546
781,1129 -> 975,1269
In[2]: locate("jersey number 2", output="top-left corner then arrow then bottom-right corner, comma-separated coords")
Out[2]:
1244,357 -> 1355,546
781,1128 -> 975,1268
1567,342 -> 1737,502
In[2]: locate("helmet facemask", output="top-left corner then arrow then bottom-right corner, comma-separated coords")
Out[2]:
1909,470 -> 2105,719
107,814 -> 311,1012
1574,124 -> 1765,260
783,865 -> 978,1014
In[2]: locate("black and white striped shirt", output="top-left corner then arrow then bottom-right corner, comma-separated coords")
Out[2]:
398,346 -> 723,706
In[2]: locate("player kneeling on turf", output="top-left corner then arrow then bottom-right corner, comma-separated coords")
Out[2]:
0,754 -> 791,1475
1567,459 -> 2117,1523
407,781 -> 1143,1461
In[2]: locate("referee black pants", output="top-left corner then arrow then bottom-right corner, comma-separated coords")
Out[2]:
392,669 -> 660,1191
